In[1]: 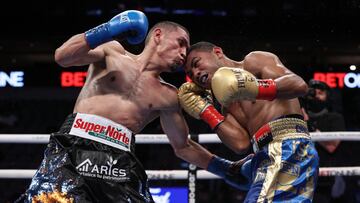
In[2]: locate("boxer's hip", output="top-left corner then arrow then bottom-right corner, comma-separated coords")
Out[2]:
53,113 -> 143,182
245,114 -> 319,202
20,113 -> 153,203
251,114 -> 310,153
57,113 -> 135,152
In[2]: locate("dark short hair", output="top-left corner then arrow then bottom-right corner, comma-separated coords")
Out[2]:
187,41 -> 217,55
145,21 -> 189,45
309,79 -> 329,91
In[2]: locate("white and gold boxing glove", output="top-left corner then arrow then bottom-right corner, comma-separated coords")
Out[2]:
211,67 -> 277,107
178,82 -> 224,130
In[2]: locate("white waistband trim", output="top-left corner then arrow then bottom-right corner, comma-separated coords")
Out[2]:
69,113 -> 133,152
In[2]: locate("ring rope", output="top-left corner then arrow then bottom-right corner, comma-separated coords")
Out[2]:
0,167 -> 359,179
0,132 -> 359,144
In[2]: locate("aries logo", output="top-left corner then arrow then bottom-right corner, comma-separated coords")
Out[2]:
76,156 -> 128,182
76,159 -> 93,172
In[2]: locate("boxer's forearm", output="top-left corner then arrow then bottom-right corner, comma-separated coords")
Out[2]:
215,121 -> 251,154
274,74 -> 308,99
55,33 -> 105,67
160,108 -> 213,169
174,139 -> 213,169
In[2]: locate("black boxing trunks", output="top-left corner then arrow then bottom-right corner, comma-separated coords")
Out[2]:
16,113 -> 154,203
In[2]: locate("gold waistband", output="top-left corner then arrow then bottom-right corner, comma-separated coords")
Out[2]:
254,117 -> 310,142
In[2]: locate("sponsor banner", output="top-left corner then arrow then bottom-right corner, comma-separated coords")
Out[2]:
313,72 -> 360,88
188,164 -> 196,203
76,150 -> 130,182
70,113 -> 132,151
150,187 -> 188,203
0,71 -> 24,87
61,71 -> 87,87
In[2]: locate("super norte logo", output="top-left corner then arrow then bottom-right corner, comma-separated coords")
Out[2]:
76,156 -> 128,182
73,118 -> 130,148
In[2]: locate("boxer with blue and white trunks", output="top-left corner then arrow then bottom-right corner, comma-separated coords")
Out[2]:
179,41 -> 319,202
246,114 -> 318,202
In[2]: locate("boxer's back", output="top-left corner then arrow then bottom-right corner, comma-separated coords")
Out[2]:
74,49 -> 174,133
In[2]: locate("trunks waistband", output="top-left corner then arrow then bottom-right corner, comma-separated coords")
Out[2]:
58,113 -> 134,152
251,114 -> 310,153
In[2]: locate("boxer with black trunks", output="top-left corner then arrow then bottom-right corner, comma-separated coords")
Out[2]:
179,41 -> 319,202
17,11 -> 253,203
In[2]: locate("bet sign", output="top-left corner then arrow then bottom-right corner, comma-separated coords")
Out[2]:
0,71 -> 24,87
313,72 -> 360,88
61,71 -> 87,87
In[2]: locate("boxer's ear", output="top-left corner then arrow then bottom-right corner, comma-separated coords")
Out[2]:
213,47 -> 224,59
153,28 -> 162,44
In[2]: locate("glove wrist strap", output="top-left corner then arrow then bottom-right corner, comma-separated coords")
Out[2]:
207,156 -> 231,178
85,23 -> 112,49
256,79 -> 277,101
200,105 -> 225,130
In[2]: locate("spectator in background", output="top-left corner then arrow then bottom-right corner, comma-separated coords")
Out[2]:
303,79 -> 345,153
302,79 -> 356,203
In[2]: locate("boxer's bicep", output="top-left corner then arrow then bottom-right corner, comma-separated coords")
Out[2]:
55,33 -> 101,67
160,109 -> 214,169
55,33 -> 124,67
160,108 -> 189,149
216,112 -> 251,154
245,51 -> 307,98
158,84 -> 189,148
244,51 -> 288,79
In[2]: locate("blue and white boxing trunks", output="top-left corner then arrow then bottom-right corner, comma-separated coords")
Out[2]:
245,114 -> 319,203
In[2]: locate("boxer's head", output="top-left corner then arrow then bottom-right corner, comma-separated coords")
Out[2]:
185,41 -> 225,88
145,21 -> 189,72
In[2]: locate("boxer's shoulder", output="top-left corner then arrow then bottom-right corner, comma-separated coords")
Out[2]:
244,51 -> 276,65
245,51 -> 275,59
95,40 -> 126,55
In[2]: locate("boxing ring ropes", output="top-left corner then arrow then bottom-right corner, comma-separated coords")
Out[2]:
0,132 -> 360,202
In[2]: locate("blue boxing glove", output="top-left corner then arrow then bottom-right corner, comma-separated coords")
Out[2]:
207,154 -> 253,191
85,10 -> 148,49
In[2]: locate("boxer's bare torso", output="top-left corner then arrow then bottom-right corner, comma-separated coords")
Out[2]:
226,98 -> 301,135
73,43 -> 178,133
54,25 -> 214,169
185,49 -> 307,152
225,55 -> 302,135
186,50 -> 304,136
